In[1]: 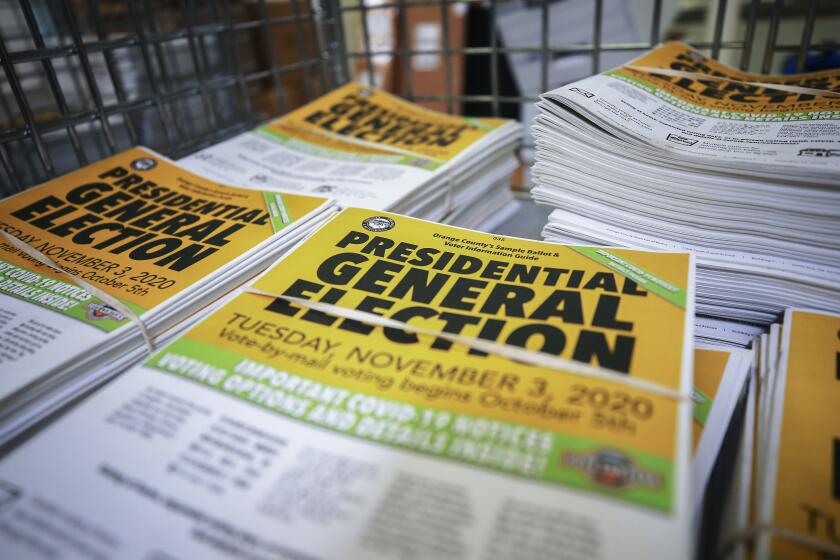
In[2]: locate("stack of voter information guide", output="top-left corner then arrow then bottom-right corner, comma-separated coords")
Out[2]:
690,345 -> 752,529
718,309 -> 840,560
179,82 -> 522,232
0,147 -> 335,445
0,207 -> 700,558
530,41 -> 840,327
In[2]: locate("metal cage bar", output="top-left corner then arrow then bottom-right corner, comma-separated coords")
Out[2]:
0,0 -> 344,191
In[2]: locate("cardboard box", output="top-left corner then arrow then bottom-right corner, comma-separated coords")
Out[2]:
249,0 -> 324,115
393,4 -> 466,114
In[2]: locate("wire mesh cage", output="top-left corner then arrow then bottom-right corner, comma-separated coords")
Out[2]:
0,0 -> 345,194
1,0 -> 837,195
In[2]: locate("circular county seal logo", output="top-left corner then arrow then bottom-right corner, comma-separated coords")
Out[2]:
362,216 -> 395,232
131,157 -> 157,171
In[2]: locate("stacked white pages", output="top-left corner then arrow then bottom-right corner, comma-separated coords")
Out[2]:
719,309 -> 840,560
530,42 -> 840,325
180,82 -> 522,231
694,316 -> 766,348
0,147 -> 334,444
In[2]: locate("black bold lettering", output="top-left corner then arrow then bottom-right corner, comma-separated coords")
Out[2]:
316,252 -> 368,285
266,279 -> 324,317
338,296 -> 395,335
479,284 -> 534,318
591,295 -> 633,331
10,195 -> 65,222
354,259 -> 403,294
300,287 -> 345,326
449,255 -> 482,275
154,243 -> 219,271
128,237 -> 182,260
468,318 -> 507,356
430,312 -> 482,350
49,213 -> 102,238
98,166 -> 128,179
406,247 -> 439,267
103,198 -> 159,222
30,206 -> 78,230
150,213 -> 203,235
387,242 -> 417,262
583,272 -> 618,292
385,306 -> 438,344
622,279 -> 647,296
65,182 -> 113,205
362,236 -> 395,257
335,230 -> 368,248
529,290 -> 584,323
572,331 -> 634,373
506,264 -> 540,284
388,268 -> 449,304
85,191 -> 134,214
440,278 -> 487,311
505,324 -> 566,355
72,223 -> 124,245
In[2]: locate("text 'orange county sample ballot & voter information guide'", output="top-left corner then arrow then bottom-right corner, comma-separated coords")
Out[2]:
0,208 -> 695,559
0,147 -> 332,418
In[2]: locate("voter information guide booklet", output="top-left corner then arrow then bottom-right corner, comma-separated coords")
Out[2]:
0,208 -> 696,558
721,309 -> 840,560
0,147 -> 334,442
532,42 -> 840,325
536,41 -> 840,178
690,345 -> 752,530
179,82 -> 522,229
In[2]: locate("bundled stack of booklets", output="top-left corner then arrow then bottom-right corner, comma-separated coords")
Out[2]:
0,147 -> 335,444
0,208 -> 703,557
530,41 -> 840,327
690,345 -> 752,528
718,309 -> 839,560
180,82 -> 522,232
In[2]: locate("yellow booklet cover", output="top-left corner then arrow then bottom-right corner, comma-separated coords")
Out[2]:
0,147 -> 327,329
273,82 -> 509,163
168,208 -> 694,511
614,41 -> 840,116
0,207 -> 697,558
0,147 -> 330,401
250,208 -> 692,386
692,348 -> 731,453
760,309 -> 840,559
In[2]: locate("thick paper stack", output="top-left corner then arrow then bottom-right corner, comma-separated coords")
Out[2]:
0,208 -> 697,557
180,83 -> 522,231
719,309 -> 840,560
0,147 -> 334,444
690,346 -> 752,527
530,42 -> 840,325
694,316 -> 766,348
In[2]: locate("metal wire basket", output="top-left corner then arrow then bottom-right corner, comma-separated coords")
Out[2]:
0,0 -> 836,195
